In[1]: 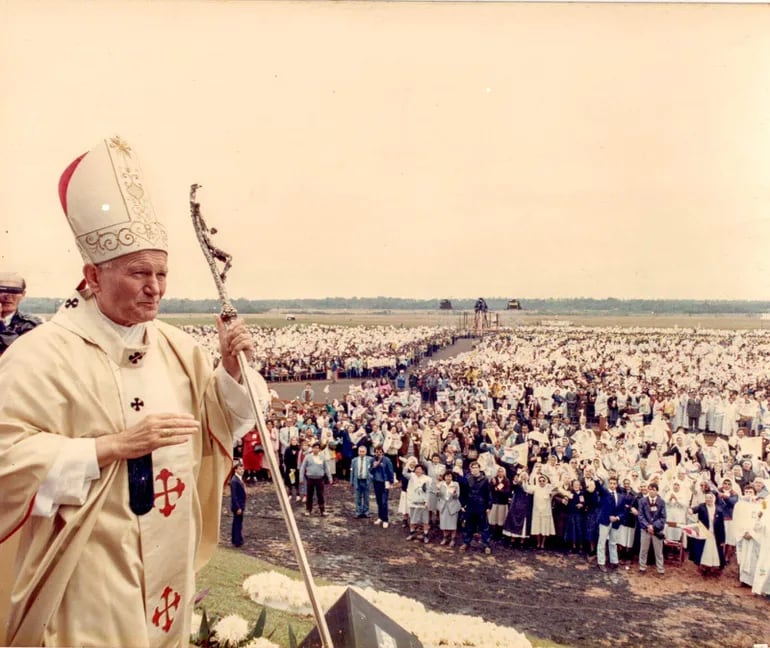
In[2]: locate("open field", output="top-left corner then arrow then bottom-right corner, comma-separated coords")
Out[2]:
158,310 -> 770,330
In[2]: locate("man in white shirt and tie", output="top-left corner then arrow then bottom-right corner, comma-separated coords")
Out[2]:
595,476 -> 627,572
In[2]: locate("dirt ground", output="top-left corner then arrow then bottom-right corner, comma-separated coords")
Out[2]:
222,482 -> 769,648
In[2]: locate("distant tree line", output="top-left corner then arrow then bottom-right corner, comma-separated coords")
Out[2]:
20,295 -> 770,315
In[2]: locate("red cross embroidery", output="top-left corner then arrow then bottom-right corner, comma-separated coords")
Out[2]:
151,585 -> 181,633
154,468 -> 185,517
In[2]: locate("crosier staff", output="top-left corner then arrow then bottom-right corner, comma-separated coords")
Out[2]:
189,184 -> 334,648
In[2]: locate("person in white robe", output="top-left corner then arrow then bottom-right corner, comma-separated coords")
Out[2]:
751,500 -> 770,596
663,481 -> 689,546
0,136 -> 267,648
530,472 -> 560,549
733,487 -> 763,587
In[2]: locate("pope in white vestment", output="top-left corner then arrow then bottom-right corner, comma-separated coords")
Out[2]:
0,135 -> 266,647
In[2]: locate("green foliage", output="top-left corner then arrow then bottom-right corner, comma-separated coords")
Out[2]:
197,609 -> 213,646
247,607 -> 267,640
288,625 -> 297,648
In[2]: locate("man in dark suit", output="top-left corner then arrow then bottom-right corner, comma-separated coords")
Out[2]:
595,476 -> 627,571
370,447 -> 395,528
460,461 -> 493,554
230,461 -> 247,547
638,481 -> 667,575
0,272 -> 42,356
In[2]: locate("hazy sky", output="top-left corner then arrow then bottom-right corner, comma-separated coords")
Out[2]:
2,0 -> 770,301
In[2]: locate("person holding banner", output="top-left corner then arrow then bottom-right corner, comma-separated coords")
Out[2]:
488,466 -> 512,541
0,135 -> 265,648
688,491 -> 726,574
371,447 -> 395,528
502,467 -> 534,547
735,459 -> 757,492
438,470 -> 462,546
405,463 -> 432,543
459,461 -> 493,554
717,477 -> 740,564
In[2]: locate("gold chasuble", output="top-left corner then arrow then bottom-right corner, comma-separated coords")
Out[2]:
0,288 -> 238,647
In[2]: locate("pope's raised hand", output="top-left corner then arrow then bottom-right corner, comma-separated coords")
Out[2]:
217,316 -> 256,382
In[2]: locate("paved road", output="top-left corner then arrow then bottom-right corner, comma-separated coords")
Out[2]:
268,336 -> 476,403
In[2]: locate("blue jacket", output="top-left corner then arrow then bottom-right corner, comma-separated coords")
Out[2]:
230,475 -> 246,513
595,480 -> 627,529
716,492 -> 739,519
370,455 -> 395,484
461,473 -> 492,514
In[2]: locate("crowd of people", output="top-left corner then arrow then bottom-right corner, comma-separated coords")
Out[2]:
202,323 -> 770,598
182,322 -> 457,382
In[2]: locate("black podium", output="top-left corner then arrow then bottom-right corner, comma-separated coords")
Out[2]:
298,587 -> 424,648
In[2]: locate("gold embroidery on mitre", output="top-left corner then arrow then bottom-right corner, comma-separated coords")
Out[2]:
76,136 -> 168,262
108,135 -> 132,156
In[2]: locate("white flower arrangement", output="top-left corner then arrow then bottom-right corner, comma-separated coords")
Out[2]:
242,638 -> 281,648
212,614 -> 250,647
242,571 -> 532,648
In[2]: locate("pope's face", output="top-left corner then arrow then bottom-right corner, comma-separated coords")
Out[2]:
87,250 -> 168,326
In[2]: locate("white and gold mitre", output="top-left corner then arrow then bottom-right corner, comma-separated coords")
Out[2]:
58,135 -> 168,264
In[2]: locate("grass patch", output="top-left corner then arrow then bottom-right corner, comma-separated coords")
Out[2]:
196,547 -> 314,646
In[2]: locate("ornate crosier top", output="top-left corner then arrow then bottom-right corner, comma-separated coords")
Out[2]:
189,184 -> 237,322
